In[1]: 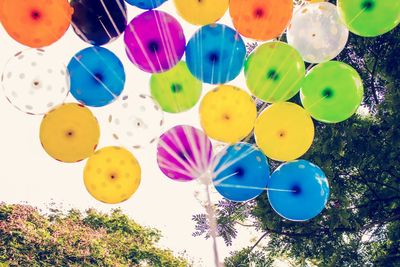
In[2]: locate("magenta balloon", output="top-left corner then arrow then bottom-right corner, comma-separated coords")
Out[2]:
157,125 -> 213,182
124,10 -> 186,73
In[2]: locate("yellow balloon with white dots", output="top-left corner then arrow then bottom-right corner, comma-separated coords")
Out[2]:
199,85 -> 257,143
84,146 -> 141,204
39,103 -> 100,163
173,0 -> 229,25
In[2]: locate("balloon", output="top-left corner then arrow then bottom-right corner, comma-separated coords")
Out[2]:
229,0 -> 293,41
1,49 -> 69,115
244,42 -> 305,103
212,142 -> 270,202
124,10 -> 185,73
199,85 -> 257,143
186,24 -> 246,84
150,61 -> 202,113
0,0 -> 72,47
300,61 -> 364,123
125,0 -> 167,9
84,146 -> 141,204
287,2 -> 349,64
107,94 -> 164,149
173,0 -> 229,25
157,125 -> 212,182
67,46 -> 126,107
267,160 -> 329,221
254,102 -> 314,162
337,0 -> 400,37
70,0 -> 127,46
40,103 -> 100,163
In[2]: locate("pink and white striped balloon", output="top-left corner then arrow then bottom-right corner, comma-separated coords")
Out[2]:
157,125 -> 213,182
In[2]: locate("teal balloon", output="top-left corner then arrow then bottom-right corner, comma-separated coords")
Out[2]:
186,24 -> 246,84
268,160 -> 329,221
68,46 -> 125,107
212,143 -> 270,202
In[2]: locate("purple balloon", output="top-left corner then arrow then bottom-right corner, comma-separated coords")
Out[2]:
124,10 -> 186,73
157,125 -> 213,182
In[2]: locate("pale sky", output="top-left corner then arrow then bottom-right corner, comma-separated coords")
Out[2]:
0,2 -> 273,266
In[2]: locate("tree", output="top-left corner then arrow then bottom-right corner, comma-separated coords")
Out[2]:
0,203 -> 189,266
193,7 -> 400,267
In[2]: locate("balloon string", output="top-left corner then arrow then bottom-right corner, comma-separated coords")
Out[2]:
346,6 -> 368,27
203,182 -> 222,267
211,145 -> 259,178
216,183 -> 296,193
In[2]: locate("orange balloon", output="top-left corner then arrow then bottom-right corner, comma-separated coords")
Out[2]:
229,0 -> 293,41
0,0 -> 73,48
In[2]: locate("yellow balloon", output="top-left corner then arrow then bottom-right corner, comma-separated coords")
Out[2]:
200,85 -> 257,143
40,103 -> 100,163
254,102 -> 314,162
173,0 -> 229,25
84,146 -> 141,204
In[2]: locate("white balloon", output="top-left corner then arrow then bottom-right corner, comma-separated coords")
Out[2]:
1,49 -> 70,115
287,2 -> 349,64
107,94 -> 164,149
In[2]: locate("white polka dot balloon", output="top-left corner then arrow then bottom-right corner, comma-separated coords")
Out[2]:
108,94 -> 164,149
1,49 -> 70,115
287,2 -> 349,64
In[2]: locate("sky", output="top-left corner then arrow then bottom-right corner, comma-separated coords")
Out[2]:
0,1 -> 276,266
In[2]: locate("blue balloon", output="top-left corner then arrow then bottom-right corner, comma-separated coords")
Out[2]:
212,143 -> 270,202
186,24 -> 246,84
268,160 -> 329,221
125,0 -> 167,9
68,47 -> 126,107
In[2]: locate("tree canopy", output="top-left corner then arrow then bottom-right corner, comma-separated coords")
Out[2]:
0,203 -> 188,267
193,9 -> 400,267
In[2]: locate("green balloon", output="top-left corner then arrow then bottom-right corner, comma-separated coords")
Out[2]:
300,61 -> 364,123
150,61 -> 202,113
337,0 -> 400,37
244,42 -> 305,103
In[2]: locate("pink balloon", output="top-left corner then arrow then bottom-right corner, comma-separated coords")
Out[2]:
157,125 -> 213,182
124,10 -> 186,73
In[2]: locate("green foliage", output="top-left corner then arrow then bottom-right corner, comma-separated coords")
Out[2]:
0,204 -> 188,267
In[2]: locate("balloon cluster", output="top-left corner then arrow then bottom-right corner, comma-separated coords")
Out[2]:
1,0 -> 399,222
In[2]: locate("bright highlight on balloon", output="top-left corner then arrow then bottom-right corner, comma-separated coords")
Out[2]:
150,61 -> 202,113
229,0 -> 293,41
39,103 -> 100,163
245,42 -> 305,103
108,94 -> 164,149
0,0 -> 73,47
337,0 -> 400,37
124,10 -> 186,73
199,85 -> 257,143
67,46 -> 126,107
84,146 -> 141,204
268,160 -> 329,221
70,0 -> 127,46
186,24 -> 246,84
126,0 -> 167,9
173,0 -> 229,25
300,61 -> 364,123
254,102 -> 314,162
287,2 -> 349,64
157,125 -> 212,182
212,142 -> 270,202
1,49 -> 69,115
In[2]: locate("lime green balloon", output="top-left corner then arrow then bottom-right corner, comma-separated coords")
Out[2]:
150,61 -> 202,113
337,0 -> 400,37
244,42 -> 305,103
300,61 -> 364,123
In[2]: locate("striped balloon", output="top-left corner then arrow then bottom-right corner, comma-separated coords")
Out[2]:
157,125 -> 213,182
